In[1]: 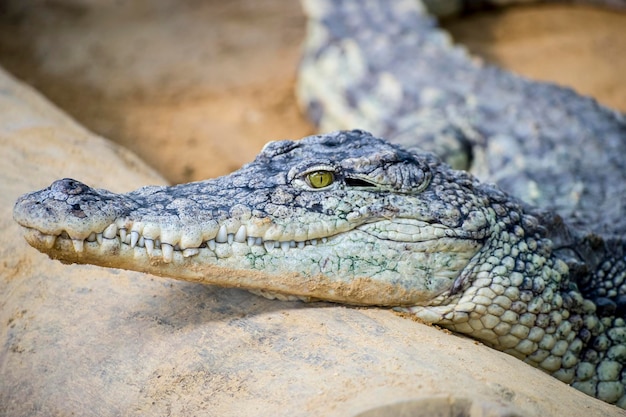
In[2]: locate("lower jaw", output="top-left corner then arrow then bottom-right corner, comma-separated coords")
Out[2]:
22,227 -> 479,307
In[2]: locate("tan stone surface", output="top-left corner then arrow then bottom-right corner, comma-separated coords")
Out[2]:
1,2 -> 626,416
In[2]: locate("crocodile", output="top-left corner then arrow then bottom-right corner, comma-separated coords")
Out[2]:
12,0 -> 626,409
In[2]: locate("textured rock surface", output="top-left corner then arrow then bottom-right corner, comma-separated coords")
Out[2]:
1,68 -> 624,416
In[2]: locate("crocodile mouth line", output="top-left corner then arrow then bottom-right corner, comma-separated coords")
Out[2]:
20,224 -> 334,263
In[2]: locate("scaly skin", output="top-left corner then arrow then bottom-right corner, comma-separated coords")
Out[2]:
12,0 -> 626,409
13,130 -> 626,407
298,0 -> 626,236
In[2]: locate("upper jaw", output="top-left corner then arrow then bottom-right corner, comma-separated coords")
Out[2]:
12,177 -> 368,263
13,176 -> 478,263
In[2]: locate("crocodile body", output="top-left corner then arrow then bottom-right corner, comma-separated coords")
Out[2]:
12,0 -> 626,408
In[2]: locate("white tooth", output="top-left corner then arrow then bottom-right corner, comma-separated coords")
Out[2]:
290,240 -> 296,248
183,248 -> 199,257
130,231 -> 140,248
86,232 -> 97,242
145,239 -> 155,256
155,239 -> 161,249
281,241 -> 290,252
227,234 -> 234,244
216,225 -> 228,243
137,236 -> 145,248
120,228 -> 127,243
42,234 -> 57,249
264,241 -> 275,252
234,225 -> 247,243
255,237 -> 263,246
162,243 -> 173,263
297,241 -> 305,249
103,224 -> 117,239
96,233 -> 103,245
207,239 -> 216,251
321,237 -> 328,244
310,239 -> 318,246
72,239 -> 84,253
247,236 -> 256,246
274,241 -> 280,248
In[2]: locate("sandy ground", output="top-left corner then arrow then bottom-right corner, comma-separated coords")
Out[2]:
0,1 -> 626,416
0,1 -> 624,184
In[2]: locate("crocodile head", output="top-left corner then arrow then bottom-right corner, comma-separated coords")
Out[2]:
14,130 -> 517,306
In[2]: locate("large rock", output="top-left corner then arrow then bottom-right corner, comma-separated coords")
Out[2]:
1,68 -> 623,416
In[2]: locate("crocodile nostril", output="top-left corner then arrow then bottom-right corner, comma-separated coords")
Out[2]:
70,203 -> 87,218
51,178 -> 87,195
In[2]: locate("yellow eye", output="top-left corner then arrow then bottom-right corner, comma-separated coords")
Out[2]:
307,171 -> 334,188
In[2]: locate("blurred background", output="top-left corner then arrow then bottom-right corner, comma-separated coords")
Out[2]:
0,0 -> 624,184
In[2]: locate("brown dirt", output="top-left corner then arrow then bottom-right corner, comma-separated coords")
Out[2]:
0,1 -> 624,184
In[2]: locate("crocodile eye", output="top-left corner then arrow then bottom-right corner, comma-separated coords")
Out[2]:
306,171 -> 334,188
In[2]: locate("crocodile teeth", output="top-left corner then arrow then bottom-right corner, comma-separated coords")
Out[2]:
72,239 -> 84,253
145,239 -> 155,256
234,225 -> 247,243
61,218 -> 332,258
41,234 -> 57,249
162,243 -> 173,263
130,231 -> 140,248
216,225 -> 228,243
183,248 -> 199,257
102,224 -> 117,239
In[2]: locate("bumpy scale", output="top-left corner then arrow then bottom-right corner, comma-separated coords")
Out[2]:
13,130 -> 626,407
